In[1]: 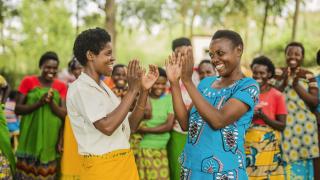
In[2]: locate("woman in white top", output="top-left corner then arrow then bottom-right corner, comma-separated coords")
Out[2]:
67,27 -> 159,179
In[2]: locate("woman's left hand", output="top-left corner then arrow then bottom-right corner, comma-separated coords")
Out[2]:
181,46 -> 194,83
141,64 -> 159,91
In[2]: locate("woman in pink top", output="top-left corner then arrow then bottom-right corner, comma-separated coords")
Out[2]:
245,56 -> 287,179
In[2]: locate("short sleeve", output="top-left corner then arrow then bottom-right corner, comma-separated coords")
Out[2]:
53,80 -> 67,100
197,76 -> 217,90
231,78 -> 259,111
73,86 -> 111,123
18,76 -> 34,95
275,91 -> 287,115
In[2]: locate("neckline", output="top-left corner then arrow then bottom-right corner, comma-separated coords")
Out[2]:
210,76 -> 247,90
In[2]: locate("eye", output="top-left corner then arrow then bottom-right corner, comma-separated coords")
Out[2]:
209,52 -> 214,58
216,50 -> 225,56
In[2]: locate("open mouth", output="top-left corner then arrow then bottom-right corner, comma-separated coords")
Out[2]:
255,79 -> 263,83
47,74 -> 54,78
215,64 -> 225,71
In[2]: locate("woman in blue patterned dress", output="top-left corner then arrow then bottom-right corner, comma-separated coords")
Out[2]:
165,30 -> 259,179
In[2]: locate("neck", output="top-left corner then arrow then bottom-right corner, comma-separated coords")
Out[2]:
84,66 -> 101,84
38,76 -> 53,86
260,83 -> 270,93
220,66 -> 244,84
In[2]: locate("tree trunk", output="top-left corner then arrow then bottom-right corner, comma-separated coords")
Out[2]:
105,0 -> 117,56
260,0 -> 270,53
189,0 -> 201,38
292,0 -> 300,41
76,0 -> 80,35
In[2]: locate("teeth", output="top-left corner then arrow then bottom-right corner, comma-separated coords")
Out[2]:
48,74 -> 54,78
256,79 -> 262,83
290,60 -> 297,65
216,64 -> 224,70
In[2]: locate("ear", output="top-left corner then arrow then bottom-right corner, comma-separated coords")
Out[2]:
267,72 -> 272,79
236,45 -> 243,57
86,50 -> 95,62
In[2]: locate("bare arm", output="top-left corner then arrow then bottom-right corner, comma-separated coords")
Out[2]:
15,93 -> 44,115
49,99 -> 67,120
184,80 -> 249,129
139,114 -> 175,134
170,81 -> 189,131
293,83 -> 318,108
94,89 -> 139,136
256,111 -> 286,131
129,90 -> 149,133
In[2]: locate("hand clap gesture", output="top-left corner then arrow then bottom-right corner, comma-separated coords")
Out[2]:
141,65 -> 159,91
165,52 -> 182,83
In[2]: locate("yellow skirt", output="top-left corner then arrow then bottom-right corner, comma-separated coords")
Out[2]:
80,149 -> 139,180
61,116 -> 81,179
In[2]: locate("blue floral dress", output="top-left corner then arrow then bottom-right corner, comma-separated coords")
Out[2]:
180,76 -> 259,180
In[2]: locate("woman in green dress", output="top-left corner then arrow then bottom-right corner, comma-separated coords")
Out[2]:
0,74 -> 15,179
15,51 -> 67,179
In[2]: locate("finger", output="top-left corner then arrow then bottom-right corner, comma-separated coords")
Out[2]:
128,60 -> 133,77
172,52 -> 176,64
169,55 -> 173,65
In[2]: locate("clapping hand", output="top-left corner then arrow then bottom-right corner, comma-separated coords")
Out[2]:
127,59 -> 143,92
181,46 -> 194,84
141,64 -> 159,91
165,52 -> 182,83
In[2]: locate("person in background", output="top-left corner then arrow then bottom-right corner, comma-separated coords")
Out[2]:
111,64 -> 128,99
197,59 -> 216,80
135,67 -> 174,180
15,51 -> 67,179
166,30 -> 259,179
273,42 -> 319,179
60,57 -> 83,179
167,37 -> 191,180
245,56 -> 287,179
313,49 -> 320,180
0,74 -> 15,179
5,90 -> 20,151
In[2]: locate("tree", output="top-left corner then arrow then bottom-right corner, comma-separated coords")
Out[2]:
291,0 -> 300,41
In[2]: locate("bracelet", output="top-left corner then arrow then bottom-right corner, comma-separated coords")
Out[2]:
137,104 -> 145,110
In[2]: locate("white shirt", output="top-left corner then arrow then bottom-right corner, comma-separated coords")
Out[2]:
66,73 -> 130,155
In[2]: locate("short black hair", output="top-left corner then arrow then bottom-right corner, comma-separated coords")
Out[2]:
158,67 -> 167,78
112,64 -> 126,75
317,49 -> 320,65
250,55 -> 275,78
38,51 -> 59,68
285,42 -> 305,57
68,57 -> 81,72
198,59 -> 213,70
172,37 -> 191,51
73,27 -> 111,66
211,30 -> 243,49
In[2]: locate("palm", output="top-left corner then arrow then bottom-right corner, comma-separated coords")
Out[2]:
167,63 -> 181,82
142,73 -> 158,90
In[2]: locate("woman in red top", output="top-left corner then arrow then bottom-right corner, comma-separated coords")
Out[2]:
15,51 -> 67,179
245,56 -> 287,179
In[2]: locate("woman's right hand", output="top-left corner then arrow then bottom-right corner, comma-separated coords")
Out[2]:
127,59 -> 143,92
165,52 -> 182,83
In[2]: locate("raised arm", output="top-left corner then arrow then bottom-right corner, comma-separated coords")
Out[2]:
180,47 -> 254,129
129,65 -> 159,133
94,60 -> 143,135
166,53 -> 189,131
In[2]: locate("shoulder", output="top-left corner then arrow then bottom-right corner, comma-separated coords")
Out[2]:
21,75 -> 37,83
198,76 -> 217,89
237,77 -> 259,89
53,79 -> 67,89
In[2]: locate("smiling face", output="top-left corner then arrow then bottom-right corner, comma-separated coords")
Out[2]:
40,59 -> 58,81
198,62 -> 215,80
209,38 -> 242,77
251,64 -> 270,88
111,66 -> 127,89
150,76 -> 167,98
285,46 -> 303,69
90,42 -> 115,76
